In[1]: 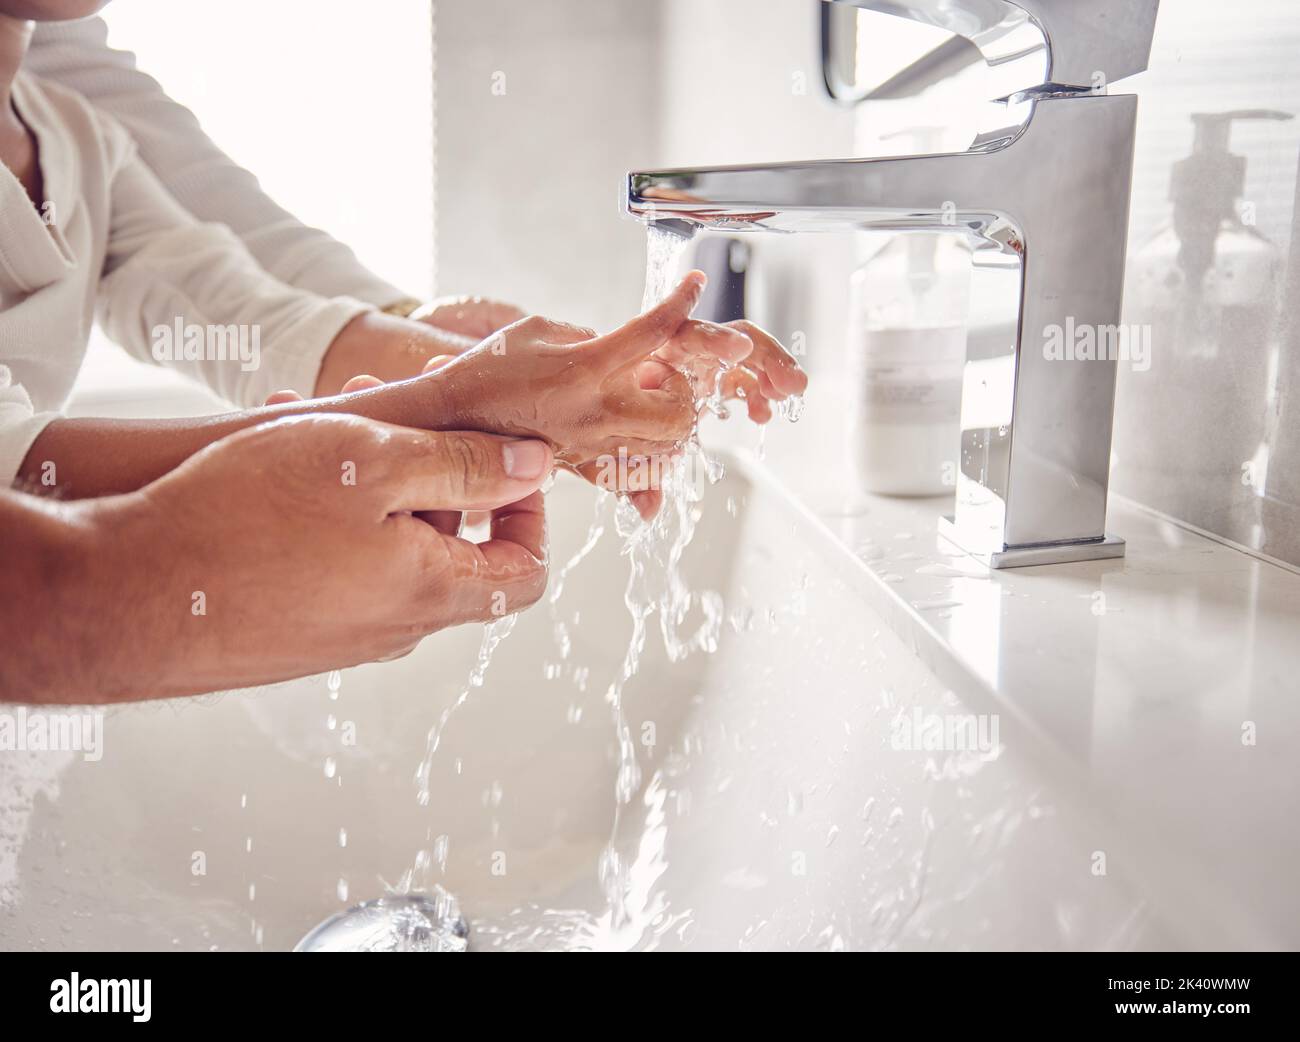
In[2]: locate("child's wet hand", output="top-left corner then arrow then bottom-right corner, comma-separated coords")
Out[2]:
639,318 -> 807,424
429,272 -> 718,476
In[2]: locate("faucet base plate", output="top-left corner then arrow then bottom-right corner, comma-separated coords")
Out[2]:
939,517 -> 1126,569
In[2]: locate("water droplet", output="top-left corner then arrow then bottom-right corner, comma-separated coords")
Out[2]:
778,393 -> 806,423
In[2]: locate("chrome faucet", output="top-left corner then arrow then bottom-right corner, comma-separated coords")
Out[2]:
623,0 -> 1160,568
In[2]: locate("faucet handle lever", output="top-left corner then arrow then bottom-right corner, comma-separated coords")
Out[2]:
833,0 -> 1160,92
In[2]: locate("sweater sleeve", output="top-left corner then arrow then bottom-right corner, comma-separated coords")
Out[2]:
98,153 -> 371,408
27,16 -> 412,310
0,369 -> 61,491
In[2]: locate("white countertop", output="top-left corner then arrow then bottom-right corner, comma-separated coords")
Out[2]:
704,378 -> 1300,949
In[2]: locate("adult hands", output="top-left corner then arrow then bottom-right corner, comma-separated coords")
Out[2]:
76,413 -> 551,701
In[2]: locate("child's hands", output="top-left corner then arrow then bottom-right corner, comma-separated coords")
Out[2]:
425,272 -> 806,514
276,272 -> 807,520
437,271 -> 720,468
640,317 -> 806,423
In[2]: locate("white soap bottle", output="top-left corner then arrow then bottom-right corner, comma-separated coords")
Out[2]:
848,209 -> 971,496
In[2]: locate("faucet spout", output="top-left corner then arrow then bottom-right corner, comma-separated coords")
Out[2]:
625,92 -> 1140,566
628,122 -> 1023,239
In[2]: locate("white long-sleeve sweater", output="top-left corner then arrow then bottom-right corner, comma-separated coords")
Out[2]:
0,72 -> 370,485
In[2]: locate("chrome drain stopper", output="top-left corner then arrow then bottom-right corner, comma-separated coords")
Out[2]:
295,891 -> 469,952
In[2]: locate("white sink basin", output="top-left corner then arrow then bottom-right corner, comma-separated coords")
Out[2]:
1,453 -> 1174,951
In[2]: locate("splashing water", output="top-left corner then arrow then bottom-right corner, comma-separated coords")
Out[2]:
402,613 -> 518,895
587,225 -> 737,945
393,225 -> 738,947
549,496 -> 606,607
415,615 -> 517,803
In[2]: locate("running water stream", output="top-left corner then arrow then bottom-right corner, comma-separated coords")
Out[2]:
593,224 -> 730,944
400,613 -> 519,897
391,224 -> 766,949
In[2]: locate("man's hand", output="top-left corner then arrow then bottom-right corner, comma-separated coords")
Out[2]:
38,414 -> 552,703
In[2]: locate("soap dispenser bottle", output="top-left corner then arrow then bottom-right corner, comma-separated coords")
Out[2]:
848,127 -> 971,496
1123,109 -> 1292,512
1131,109 -> 1291,358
